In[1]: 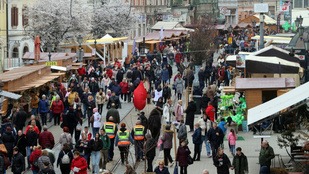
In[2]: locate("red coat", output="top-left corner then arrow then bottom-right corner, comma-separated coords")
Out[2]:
119,82 -> 129,94
29,149 -> 42,170
106,69 -> 113,79
25,125 -> 40,135
176,145 -> 191,167
175,53 -> 182,63
51,100 -> 64,114
39,130 -> 55,149
71,156 -> 88,174
206,105 -> 215,122
114,61 -> 121,68
77,67 -> 86,76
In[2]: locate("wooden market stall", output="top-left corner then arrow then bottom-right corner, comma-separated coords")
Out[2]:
0,65 -> 63,115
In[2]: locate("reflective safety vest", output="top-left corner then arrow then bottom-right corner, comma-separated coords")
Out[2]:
104,122 -> 116,139
133,125 -> 144,140
117,130 -> 130,146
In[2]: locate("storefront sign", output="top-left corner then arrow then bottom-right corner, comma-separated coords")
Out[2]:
46,61 -> 57,66
236,54 -> 246,68
298,55 -> 305,60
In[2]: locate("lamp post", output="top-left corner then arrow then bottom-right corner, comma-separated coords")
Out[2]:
304,37 -> 309,82
93,29 -> 99,58
251,19 -> 256,34
78,35 -> 83,62
228,25 -> 233,36
295,17 -> 300,29
47,42 -> 52,62
154,9 -> 158,21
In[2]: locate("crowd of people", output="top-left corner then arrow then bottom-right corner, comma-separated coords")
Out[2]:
0,37 -> 276,174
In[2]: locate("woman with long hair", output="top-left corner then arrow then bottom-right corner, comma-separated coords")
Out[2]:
213,147 -> 232,174
89,133 -> 103,174
228,129 -> 237,156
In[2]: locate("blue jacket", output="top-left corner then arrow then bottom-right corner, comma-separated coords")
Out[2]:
111,85 -> 122,96
218,121 -> 227,135
114,129 -> 134,147
161,69 -> 169,81
38,99 -> 50,113
192,127 -> 202,144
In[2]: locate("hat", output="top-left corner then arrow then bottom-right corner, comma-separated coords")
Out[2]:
91,77 -> 95,80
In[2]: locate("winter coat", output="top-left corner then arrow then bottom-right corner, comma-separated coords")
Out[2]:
106,108 -> 120,124
57,149 -> 74,167
161,130 -> 173,149
38,99 -> 50,113
107,96 -> 121,109
198,70 -> 205,82
39,130 -> 55,149
92,112 -> 102,128
75,140 -> 91,156
232,153 -> 249,174
175,104 -> 184,121
100,134 -> 111,150
111,84 -> 122,96
185,101 -> 196,126
162,86 -> 171,98
71,156 -> 88,174
177,123 -> 187,140
227,132 -> 237,146
116,69 -> 125,83
161,69 -> 169,81
218,121 -> 227,135
192,127 -> 202,145
59,133 -> 72,147
0,154 -> 3,173
2,130 -> 15,158
68,92 -> 77,106
96,92 -> 106,105
30,95 -> 39,108
259,145 -> 275,166
146,137 -> 156,159
27,119 -> 42,133
148,109 -> 162,130
26,130 -> 38,147
51,100 -> 64,114
89,139 -> 103,151
163,103 -> 174,123
114,128 -> 134,147
176,145 -> 191,167
154,166 -> 170,174
119,82 -> 129,94
12,152 -> 25,173
62,110 -> 78,133
198,118 -> 212,136
98,80 -> 105,89
38,155 -> 52,171
81,91 -> 92,104
29,149 -> 42,170
89,81 -> 99,93
15,134 -> 27,156
175,53 -> 182,63
38,168 -> 55,174
207,127 -> 224,145
175,78 -> 184,94
14,110 -> 27,128
213,153 -> 232,174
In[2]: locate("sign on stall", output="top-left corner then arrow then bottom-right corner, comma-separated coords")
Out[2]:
46,61 -> 57,66
298,55 -> 305,60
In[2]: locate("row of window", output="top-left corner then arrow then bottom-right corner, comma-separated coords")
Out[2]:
0,0 -> 5,11
11,6 -> 28,28
294,0 -> 309,8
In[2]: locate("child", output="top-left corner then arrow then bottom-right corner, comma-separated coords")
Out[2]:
227,129 -> 237,156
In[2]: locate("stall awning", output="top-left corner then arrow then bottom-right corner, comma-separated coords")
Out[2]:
9,73 -> 64,92
51,66 -> 67,71
247,82 -> 309,125
0,91 -> 22,100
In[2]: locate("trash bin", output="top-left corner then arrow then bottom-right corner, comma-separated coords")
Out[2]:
242,121 -> 248,132
193,95 -> 202,114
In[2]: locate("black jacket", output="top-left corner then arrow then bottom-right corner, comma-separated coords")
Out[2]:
207,127 -> 224,145
89,139 -> 103,151
38,167 -> 56,174
0,154 -> 4,174
15,134 -> 27,156
213,153 -> 232,174
185,101 -> 196,126
57,149 -> 74,167
107,96 -> 121,109
132,70 -> 142,82
198,70 -> 205,82
2,131 -> 16,158
26,130 -> 38,147
163,86 -> 171,98
116,69 -> 125,83
14,110 -> 27,128
75,140 -> 91,155
89,81 -> 99,93
12,152 -> 25,174
146,138 -> 156,159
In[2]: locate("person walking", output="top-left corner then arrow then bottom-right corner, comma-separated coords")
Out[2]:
59,127 -> 73,148
176,139 -> 191,174
232,147 -> 248,174
259,140 -> 275,174
185,100 -> 196,132
89,133 -> 103,174
207,122 -> 224,157
198,113 -> 212,158
160,125 -> 174,167
218,118 -> 227,148
86,95 -> 95,127
57,143 -> 74,174
30,91 -> 40,116
148,109 -> 162,142
175,100 -> 184,122
11,147 -> 25,174
114,123 -> 134,165
14,107 -> 27,132
39,125 -> 55,149
2,127 -> 15,160
29,145 -> 42,174
103,116 -> 118,161
71,151 -> 88,174
37,150 -> 52,171
192,123 -> 202,161
162,83 -> 171,104
106,104 -> 120,124
131,120 -> 145,162
177,120 -> 187,145
154,161 -> 170,174
38,95 -> 49,126
213,147 -> 233,174
38,161 -> 55,174
175,76 -> 184,100
163,99 -> 174,124
119,78 -> 129,102
145,133 -> 156,172
99,129 -> 110,173
91,108 -> 102,137
26,125 -> 38,169
15,130 -> 27,157
50,95 -> 64,126
228,129 -> 237,156
96,89 -> 106,114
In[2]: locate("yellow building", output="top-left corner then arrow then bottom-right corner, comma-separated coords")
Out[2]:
0,0 -> 7,73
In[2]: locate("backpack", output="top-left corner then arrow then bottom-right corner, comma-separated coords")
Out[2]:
32,155 -> 40,168
126,71 -> 132,79
61,151 -> 70,164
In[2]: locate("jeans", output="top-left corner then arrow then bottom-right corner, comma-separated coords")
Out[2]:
31,108 -> 38,116
49,110 -> 53,122
92,127 -> 100,137
163,148 -> 173,166
91,151 -> 100,174
108,138 -> 115,160
83,103 -> 87,118
32,170 -> 39,174
199,81 -> 205,91
200,136 -> 211,155
99,149 -> 108,169
81,154 -> 88,161
260,165 -> 270,174
230,145 -> 235,154
40,112 -> 47,126
27,146 -> 33,168
135,140 -> 144,160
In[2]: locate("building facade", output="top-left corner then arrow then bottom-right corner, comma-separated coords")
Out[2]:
292,0 -> 309,27
0,0 -> 7,73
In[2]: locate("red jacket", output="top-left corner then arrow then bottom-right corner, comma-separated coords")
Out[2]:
71,156 -> 88,174
175,53 -> 182,63
119,82 -> 129,94
114,61 -> 121,68
29,149 -> 42,170
206,105 -> 215,122
39,130 -> 55,149
51,100 -> 64,114
106,69 -> 113,79
77,67 -> 86,76
25,125 -> 40,135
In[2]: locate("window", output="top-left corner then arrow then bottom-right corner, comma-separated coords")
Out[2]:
294,0 -> 303,8
12,47 -> 19,58
22,6 -> 28,27
11,7 -> 18,27
23,46 -> 29,55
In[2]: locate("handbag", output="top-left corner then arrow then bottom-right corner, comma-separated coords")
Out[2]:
187,155 -> 194,165
157,139 -> 163,151
172,84 -> 176,89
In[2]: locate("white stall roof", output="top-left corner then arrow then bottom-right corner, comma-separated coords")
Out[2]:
247,82 -> 309,125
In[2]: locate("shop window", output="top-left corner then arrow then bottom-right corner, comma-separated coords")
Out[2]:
262,90 -> 277,103
12,47 -> 19,58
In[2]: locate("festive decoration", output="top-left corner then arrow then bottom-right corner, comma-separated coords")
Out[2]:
282,21 -> 291,31
133,81 -> 147,110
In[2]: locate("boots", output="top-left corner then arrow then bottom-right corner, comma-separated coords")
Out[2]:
193,152 -> 197,161
196,152 -> 201,161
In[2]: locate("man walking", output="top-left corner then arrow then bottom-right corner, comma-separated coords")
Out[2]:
259,140 -> 275,174
207,122 -> 223,157
39,125 -> 55,149
99,128 -> 110,173
38,95 -> 49,126
198,113 -> 212,157
232,147 -> 249,174
132,120 -> 145,162
103,117 -> 118,161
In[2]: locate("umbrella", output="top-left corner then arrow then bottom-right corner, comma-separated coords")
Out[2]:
34,36 -> 41,62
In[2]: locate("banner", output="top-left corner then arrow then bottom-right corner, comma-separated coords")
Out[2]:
236,54 -> 246,68
280,1 -> 290,13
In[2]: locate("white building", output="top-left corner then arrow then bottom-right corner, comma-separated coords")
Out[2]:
292,0 -> 309,27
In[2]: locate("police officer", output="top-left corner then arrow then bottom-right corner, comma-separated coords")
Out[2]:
132,120 -> 145,162
103,116 -> 118,161
115,123 -> 134,165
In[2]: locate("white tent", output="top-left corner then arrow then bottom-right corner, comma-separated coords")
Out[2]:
247,82 -> 309,125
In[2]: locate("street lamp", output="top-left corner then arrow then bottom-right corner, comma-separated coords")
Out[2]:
299,26 -> 305,36
93,29 -> 99,58
295,17 -> 300,28
228,25 -> 233,35
77,35 -> 83,62
299,15 -> 303,25
154,9 -> 158,21
47,42 -> 52,62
